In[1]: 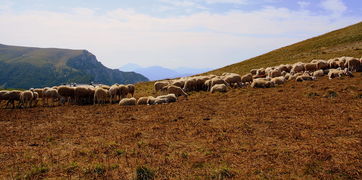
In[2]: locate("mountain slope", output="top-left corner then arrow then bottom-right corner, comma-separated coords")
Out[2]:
207,22 -> 362,75
0,44 -> 148,89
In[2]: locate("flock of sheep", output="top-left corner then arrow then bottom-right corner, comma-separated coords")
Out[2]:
0,56 -> 361,109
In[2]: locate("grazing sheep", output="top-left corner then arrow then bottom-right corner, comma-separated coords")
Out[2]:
268,68 -> 282,78
344,57 -> 361,72
32,92 -> 39,107
208,77 -> 229,91
251,79 -> 274,88
296,73 -> 315,82
154,81 -> 169,92
119,85 -> 129,99
20,90 -> 34,108
3,91 -> 22,109
222,73 -> 242,88
151,94 -> 177,105
94,88 -> 110,104
256,68 -> 266,77
271,76 -> 285,85
109,85 -> 120,103
147,96 -> 157,105
137,96 -> 151,105
119,97 -> 137,106
0,90 -> 8,106
316,60 -> 329,70
43,88 -> 62,106
183,78 -> 197,92
241,73 -> 253,84
58,86 -> 75,105
284,73 -> 292,81
250,69 -> 258,75
304,63 -> 318,72
172,80 -> 185,88
313,69 -> 324,77
74,87 -> 90,105
291,63 -> 305,74
126,84 -> 135,97
33,88 -> 45,99
162,85 -> 188,98
210,84 -> 228,93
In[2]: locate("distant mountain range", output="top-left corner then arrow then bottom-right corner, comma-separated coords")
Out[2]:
0,44 -> 148,89
119,63 -> 212,81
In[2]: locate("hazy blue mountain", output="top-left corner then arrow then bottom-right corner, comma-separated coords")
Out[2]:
0,44 -> 148,89
119,64 -> 212,81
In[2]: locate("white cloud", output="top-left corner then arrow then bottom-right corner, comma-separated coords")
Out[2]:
320,0 -> 347,16
0,6 -> 359,69
297,1 -> 310,9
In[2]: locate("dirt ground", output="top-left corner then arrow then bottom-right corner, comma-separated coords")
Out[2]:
0,73 -> 361,179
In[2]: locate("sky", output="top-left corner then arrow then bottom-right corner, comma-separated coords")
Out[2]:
0,0 -> 361,69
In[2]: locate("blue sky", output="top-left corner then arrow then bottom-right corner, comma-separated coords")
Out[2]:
0,0 -> 361,69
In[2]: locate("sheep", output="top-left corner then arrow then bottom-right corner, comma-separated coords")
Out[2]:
210,84 -> 228,93
208,77 -> 229,91
119,97 -> 137,106
344,57 -> 361,72
284,73 -> 292,81
74,87 -> 90,105
154,81 -> 169,92
57,86 -> 75,105
94,88 -> 110,104
251,79 -> 274,88
328,68 -> 353,79
296,73 -> 315,82
222,73 -> 242,88
19,90 -> 34,108
162,85 -> 188,98
313,69 -> 324,77
151,94 -> 177,105
241,73 -> 253,84
3,91 -> 22,109
0,90 -> 8,106
147,96 -> 157,105
315,60 -> 329,70
268,68 -> 282,78
271,76 -> 285,85
256,68 -> 266,77
183,78 -> 197,92
43,88 -> 62,106
291,63 -> 305,74
109,85 -> 120,103
119,85 -> 129,99
328,58 -> 339,69
32,92 -> 39,107
126,84 -> 135,97
250,69 -> 258,75
172,79 -> 185,88
137,96 -> 152,105
304,63 -> 318,72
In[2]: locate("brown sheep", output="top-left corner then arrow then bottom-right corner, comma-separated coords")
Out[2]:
183,78 -> 197,92
3,90 -> 21,109
250,69 -> 258,75
74,87 -> 89,105
344,57 -> 361,72
119,97 -> 137,106
268,68 -> 282,78
304,63 -> 318,72
126,84 -> 135,97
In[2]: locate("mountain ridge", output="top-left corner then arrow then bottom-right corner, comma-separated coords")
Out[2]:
0,44 -> 148,89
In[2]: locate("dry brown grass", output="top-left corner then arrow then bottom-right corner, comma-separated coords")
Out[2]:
1,73 -> 361,179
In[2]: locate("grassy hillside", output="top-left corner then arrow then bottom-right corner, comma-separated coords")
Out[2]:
207,22 -> 362,75
0,44 -> 148,89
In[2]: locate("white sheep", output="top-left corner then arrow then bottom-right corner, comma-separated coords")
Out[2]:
210,84 -> 228,93
119,97 -> 137,106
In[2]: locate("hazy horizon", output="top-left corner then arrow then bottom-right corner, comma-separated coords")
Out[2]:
0,0 -> 361,69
